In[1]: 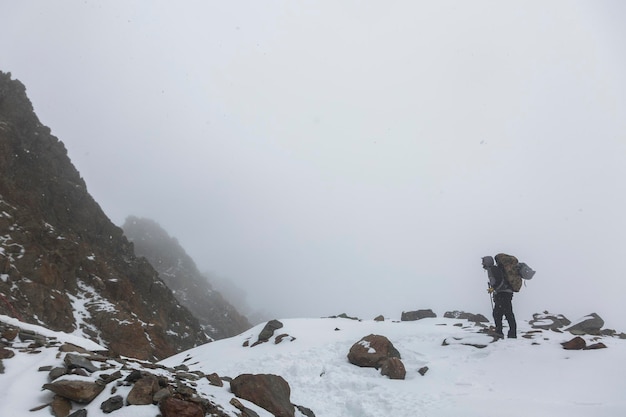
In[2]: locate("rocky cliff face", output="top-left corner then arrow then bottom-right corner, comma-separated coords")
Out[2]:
122,216 -> 251,339
0,71 -> 209,360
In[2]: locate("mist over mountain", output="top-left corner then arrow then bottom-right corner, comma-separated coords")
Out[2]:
0,71 -> 211,359
122,216 -> 251,338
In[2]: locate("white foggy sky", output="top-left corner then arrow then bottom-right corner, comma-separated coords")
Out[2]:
2,1 -> 626,326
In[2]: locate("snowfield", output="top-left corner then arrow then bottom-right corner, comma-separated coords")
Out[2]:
1,313 -> 625,417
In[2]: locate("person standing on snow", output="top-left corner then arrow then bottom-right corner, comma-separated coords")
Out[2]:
482,256 -> 517,338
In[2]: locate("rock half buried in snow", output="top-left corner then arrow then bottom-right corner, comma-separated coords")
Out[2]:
43,380 -> 105,404
347,334 -> 401,368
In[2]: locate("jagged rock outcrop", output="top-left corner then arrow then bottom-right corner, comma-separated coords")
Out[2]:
122,216 -> 251,339
0,71 -> 209,359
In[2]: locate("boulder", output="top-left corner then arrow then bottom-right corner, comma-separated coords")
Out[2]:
230,373 -> 294,417
379,357 -> 406,380
401,309 -> 436,321
347,334 -> 401,368
565,313 -> 604,335
127,374 -> 160,405
43,380 -> 105,403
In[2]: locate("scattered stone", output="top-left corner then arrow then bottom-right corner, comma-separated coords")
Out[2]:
153,386 -> 173,403
51,395 -> 72,417
347,334 -> 401,368
48,367 -> 67,381
379,357 -> 406,380
64,353 -> 99,373
443,311 -> 489,323
401,309 -> 436,321
561,336 -> 587,350
0,347 -> 14,359
296,404 -> 317,417
206,372 -> 223,387
159,396 -> 204,417
584,342 -> 608,350
529,312 -> 571,331
1,326 -> 18,341
252,320 -> 284,346
99,370 -> 123,384
275,334 -> 295,344
43,380 -> 105,403
231,373 -> 295,417
230,397 -> 261,417
374,315 -> 385,322
418,366 -> 429,376
100,395 -> 124,413
68,410 -> 87,417
127,374 -> 160,405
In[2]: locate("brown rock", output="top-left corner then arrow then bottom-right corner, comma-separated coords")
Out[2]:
159,396 -> 204,417
230,373 -> 294,417
127,374 -> 160,405
51,395 -> 72,417
561,336 -> 586,350
43,380 -> 105,403
584,342 -> 607,350
379,357 -> 406,380
0,347 -> 15,359
401,309 -> 436,321
347,334 -> 401,368
206,372 -> 223,387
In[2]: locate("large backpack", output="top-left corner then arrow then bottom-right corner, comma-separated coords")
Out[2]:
494,253 -> 524,292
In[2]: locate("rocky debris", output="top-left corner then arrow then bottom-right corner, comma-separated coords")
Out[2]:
418,366 -> 429,376
565,313 -> 605,335
379,357 -> 406,380
1,316 -> 316,417
328,313 -> 360,320
529,312 -> 571,331
230,373 -> 295,417
401,309 -> 436,321
561,336 -> 608,351
347,334 -> 402,370
444,311 -> 489,323
374,315 -> 385,322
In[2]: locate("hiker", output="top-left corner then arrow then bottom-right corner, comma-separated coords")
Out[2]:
482,256 -> 517,338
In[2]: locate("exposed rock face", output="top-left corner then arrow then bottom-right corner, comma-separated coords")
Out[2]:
230,374 -> 295,417
0,71 -> 209,359
401,309 -> 437,321
122,216 -> 251,339
347,334 -> 401,368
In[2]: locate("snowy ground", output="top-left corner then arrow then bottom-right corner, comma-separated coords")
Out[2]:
1,313 -> 625,417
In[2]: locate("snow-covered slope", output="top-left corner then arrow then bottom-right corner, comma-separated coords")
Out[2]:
1,312 -> 625,417
161,316 -> 626,417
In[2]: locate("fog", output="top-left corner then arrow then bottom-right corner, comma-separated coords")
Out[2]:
2,1 -> 625,327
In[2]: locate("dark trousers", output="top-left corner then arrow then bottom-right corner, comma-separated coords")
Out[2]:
493,292 -> 516,337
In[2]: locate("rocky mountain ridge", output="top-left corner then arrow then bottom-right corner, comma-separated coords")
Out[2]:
122,216 -> 251,339
0,71 -> 212,359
